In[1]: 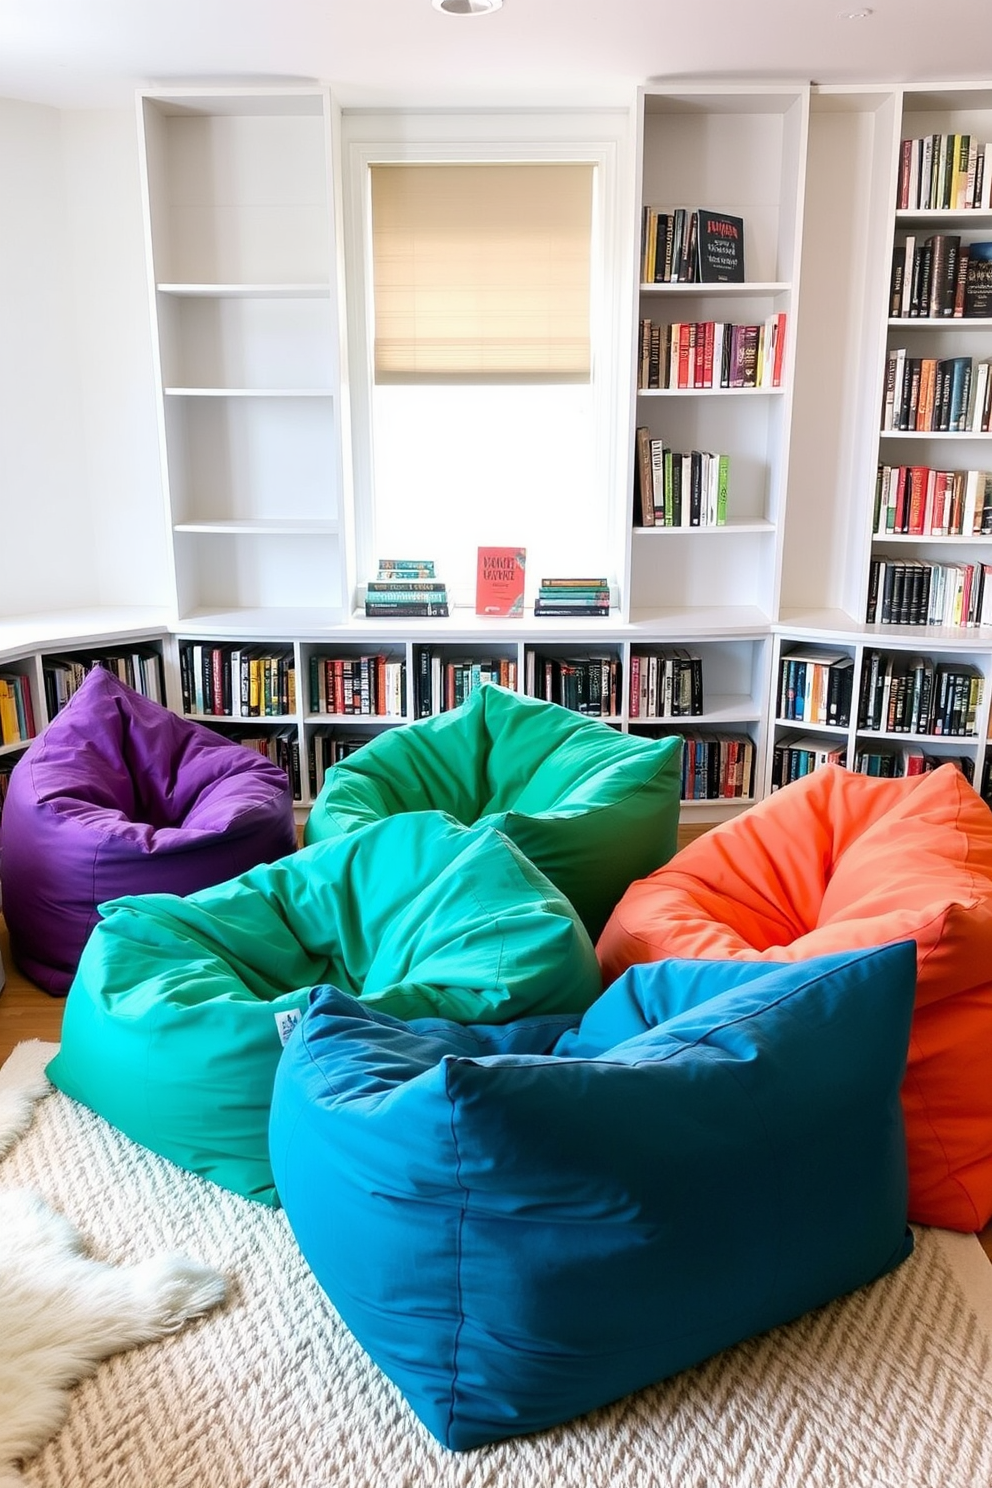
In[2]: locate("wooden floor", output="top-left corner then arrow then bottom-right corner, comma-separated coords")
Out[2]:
2,903 -> 991,1265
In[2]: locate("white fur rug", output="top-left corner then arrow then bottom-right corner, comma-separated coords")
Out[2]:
2,1039 -> 992,1488
0,1047 -> 226,1488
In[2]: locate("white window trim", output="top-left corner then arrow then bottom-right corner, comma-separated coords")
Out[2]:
339,108 -> 636,593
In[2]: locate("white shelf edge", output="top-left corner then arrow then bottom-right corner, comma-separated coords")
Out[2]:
639,280 -> 791,294
887,317 -> 992,328
636,385 -> 784,398
163,388 -> 334,398
158,283 -> 331,298
633,520 -> 774,536
173,520 -> 339,536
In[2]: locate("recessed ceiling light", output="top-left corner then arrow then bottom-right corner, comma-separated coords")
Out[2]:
433,0 -> 503,14
839,7 -> 873,16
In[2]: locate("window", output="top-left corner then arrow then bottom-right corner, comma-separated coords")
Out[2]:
342,112 -> 633,611
371,161 -> 592,381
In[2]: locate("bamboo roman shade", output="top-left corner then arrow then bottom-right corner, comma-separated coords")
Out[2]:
370,161 -> 593,381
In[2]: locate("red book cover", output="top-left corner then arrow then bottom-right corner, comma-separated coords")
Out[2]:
476,547 -> 526,617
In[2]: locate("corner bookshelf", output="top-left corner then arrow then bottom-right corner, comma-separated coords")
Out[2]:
772,84 -> 992,801
627,83 -> 809,816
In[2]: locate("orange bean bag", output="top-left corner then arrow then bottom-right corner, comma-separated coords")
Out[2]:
597,763 -> 992,1232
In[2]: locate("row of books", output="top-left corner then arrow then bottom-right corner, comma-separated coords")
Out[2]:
640,207 -> 745,285
873,464 -> 992,536
232,726 -> 302,801
857,651 -> 983,737
307,654 -> 406,718
365,559 -> 449,619
896,134 -> 992,213
533,578 -> 611,619
43,650 -> 164,719
413,654 -> 517,718
889,234 -> 992,319
777,650 -> 854,728
0,672 -> 37,746
770,737 -> 846,791
0,761 -> 12,812
674,731 -> 755,801
854,748 -> 975,781
629,649 -> 703,719
528,654 -> 621,716
637,315 -> 786,391
308,729 -> 367,798
634,431 -> 729,529
866,558 -> 992,629
178,642 -> 296,718
881,352 -> 991,434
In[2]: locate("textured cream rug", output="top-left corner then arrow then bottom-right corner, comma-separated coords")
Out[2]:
3,1039 -> 992,1488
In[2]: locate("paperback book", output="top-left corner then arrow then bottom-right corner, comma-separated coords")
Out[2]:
475,547 -> 526,617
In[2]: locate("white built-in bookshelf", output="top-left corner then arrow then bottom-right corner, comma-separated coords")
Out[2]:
6,81 -> 992,823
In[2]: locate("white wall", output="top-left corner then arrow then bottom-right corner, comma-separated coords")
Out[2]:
61,108 -> 169,608
0,98 -> 92,614
0,99 -> 168,618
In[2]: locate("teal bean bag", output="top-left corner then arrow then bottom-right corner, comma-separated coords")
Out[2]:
304,684 -> 683,941
47,813 -> 601,1205
271,942 -> 917,1450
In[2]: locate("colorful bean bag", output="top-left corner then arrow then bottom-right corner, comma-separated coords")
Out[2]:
304,683 -> 683,942
47,812 -> 601,1204
0,666 -> 297,994
597,762 -> 992,1232
270,942 -> 917,1451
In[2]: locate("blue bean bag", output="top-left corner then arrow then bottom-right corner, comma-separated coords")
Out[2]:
48,812 -> 601,1205
304,683 -> 683,941
270,942 -> 917,1450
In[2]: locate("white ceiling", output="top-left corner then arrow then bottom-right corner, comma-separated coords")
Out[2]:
2,0 -> 992,113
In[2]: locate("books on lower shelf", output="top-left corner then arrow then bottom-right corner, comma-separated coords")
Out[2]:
855,746 -> 975,781
412,649 -> 517,718
677,731 -> 755,801
365,559 -> 449,618
770,735 -> 847,790
857,650 -> 983,736
629,649 -> 703,719
178,642 -> 295,717
308,728 -> 368,797
526,651 -> 620,715
308,654 -> 406,718
637,315 -> 785,390
0,672 -> 37,745
634,430 -> 729,528
777,648 -> 854,728
43,649 -> 164,717
224,724 -> 302,801
533,578 -> 611,619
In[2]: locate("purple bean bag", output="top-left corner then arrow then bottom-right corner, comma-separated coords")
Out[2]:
0,666 -> 297,994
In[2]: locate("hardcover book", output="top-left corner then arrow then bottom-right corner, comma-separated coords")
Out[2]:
475,547 -> 526,617
695,210 -> 745,283
964,242 -> 992,319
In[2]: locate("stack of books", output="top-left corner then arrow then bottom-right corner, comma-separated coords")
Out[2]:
364,559 -> 449,618
533,578 -> 611,618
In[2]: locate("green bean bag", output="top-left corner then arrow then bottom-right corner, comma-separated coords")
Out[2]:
47,812 -> 601,1205
304,684 -> 684,941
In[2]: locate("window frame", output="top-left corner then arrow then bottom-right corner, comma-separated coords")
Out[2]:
339,107 -> 636,608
